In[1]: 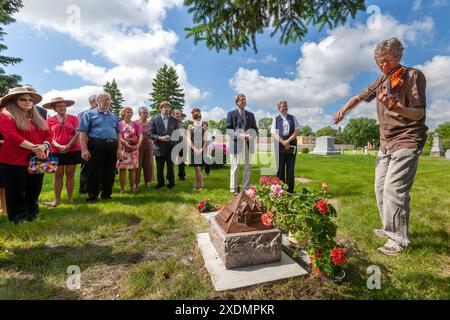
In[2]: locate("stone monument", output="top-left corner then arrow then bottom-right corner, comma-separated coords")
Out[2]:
310,136 -> 341,155
430,133 -> 445,157
364,146 -> 369,155
446,149 -> 450,160
209,192 -> 282,269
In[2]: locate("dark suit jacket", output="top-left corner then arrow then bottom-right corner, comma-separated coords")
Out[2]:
35,106 -> 48,120
149,115 -> 180,157
226,109 -> 258,155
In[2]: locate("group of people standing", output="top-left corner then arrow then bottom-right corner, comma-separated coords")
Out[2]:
0,37 -> 428,257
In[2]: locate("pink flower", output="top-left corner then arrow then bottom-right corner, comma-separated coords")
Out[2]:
270,184 -> 285,199
246,186 -> 257,199
261,212 -> 274,227
315,200 -> 329,215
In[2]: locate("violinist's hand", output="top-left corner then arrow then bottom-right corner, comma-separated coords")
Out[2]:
333,111 -> 344,124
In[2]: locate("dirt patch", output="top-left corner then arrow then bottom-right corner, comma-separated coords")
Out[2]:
296,177 -> 313,184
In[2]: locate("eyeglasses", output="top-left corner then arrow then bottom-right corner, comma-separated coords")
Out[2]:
194,115 -> 202,120
18,98 -> 34,103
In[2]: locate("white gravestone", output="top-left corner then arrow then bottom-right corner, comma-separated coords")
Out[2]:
364,146 -> 369,155
311,136 -> 341,155
446,150 -> 450,160
431,133 -> 445,157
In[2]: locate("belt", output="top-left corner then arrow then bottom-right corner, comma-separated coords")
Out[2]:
89,137 -> 117,143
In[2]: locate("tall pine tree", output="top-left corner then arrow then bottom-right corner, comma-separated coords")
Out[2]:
149,64 -> 185,117
103,78 -> 125,118
0,0 -> 23,96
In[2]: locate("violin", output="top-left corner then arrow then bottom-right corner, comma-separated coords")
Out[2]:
382,66 -> 407,110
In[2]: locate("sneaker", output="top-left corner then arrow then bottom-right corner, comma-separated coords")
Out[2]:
377,239 -> 403,256
374,229 -> 389,239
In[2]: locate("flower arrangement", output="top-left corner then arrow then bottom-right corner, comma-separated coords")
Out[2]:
248,177 -> 347,280
198,199 -> 218,214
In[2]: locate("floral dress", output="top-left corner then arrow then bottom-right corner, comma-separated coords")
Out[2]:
117,121 -> 141,170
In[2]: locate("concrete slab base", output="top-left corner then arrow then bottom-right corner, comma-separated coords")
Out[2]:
197,233 -> 308,292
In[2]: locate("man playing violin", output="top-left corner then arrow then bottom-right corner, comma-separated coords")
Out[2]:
334,38 -> 428,256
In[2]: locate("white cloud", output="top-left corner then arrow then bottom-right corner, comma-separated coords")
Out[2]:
229,14 -> 435,129
431,0 -> 448,8
245,54 -> 277,64
17,0 -> 206,110
412,0 -> 422,11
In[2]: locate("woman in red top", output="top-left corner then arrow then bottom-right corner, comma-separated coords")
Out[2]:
0,86 -> 52,224
0,105 -> 5,214
44,97 -> 82,207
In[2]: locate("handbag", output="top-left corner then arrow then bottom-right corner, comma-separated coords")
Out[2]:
28,154 -> 58,174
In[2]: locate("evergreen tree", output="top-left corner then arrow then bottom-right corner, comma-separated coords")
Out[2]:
149,64 -> 185,117
103,79 -> 125,118
185,0 -> 365,53
0,0 -> 23,96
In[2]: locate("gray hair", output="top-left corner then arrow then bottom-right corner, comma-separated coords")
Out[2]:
375,38 -> 405,61
88,95 -> 97,104
235,93 -> 246,104
138,106 -> 149,114
96,92 -> 111,103
277,100 -> 288,107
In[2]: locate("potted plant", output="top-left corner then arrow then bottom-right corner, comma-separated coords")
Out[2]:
248,178 -> 347,281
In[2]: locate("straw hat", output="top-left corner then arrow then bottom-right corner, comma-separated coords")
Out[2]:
0,86 -> 43,107
42,97 -> 75,110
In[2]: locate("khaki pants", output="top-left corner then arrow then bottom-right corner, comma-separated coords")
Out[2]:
375,148 -> 420,247
230,143 -> 252,193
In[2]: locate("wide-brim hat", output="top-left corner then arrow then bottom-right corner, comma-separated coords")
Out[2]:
42,97 -> 75,110
0,86 -> 43,107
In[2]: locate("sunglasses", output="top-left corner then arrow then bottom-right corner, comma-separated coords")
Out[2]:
194,115 -> 202,120
18,98 -> 34,103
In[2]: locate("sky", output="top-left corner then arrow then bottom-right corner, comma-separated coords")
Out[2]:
3,0 -> 450,130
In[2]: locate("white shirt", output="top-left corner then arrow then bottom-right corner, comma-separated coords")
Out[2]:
271,114 -> 300,136
161,113 -> 169,130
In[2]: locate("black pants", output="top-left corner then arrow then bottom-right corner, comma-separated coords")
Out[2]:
178,148 -> 186,180
276,151 -> 297,193
0,163 -> 44,223
86,139 -> 117,200
79,159 -> 88,194
156,152 -> 175,187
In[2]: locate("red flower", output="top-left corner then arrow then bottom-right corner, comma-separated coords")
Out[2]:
315,200 -> 329,215
199,201 -> 205,207
261,212 -> 274,227
331,247 -> 347,266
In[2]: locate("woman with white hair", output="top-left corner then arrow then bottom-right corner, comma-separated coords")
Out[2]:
0,86 -> 52,224
334,38 -> 428,256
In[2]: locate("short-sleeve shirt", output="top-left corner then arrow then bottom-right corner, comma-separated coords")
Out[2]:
47,115 -> 81,153
78,108 -> 121,140
357,66 -> 428,153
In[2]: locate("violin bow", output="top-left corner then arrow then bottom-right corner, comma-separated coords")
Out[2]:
329,69 -> 398,127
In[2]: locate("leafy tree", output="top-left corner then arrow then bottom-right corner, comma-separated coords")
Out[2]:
103,79 -> 125,118
217,118 -> 227,134
183,119 -> 194,128
184,0 -> 366,53
208,120 -> 218,130
316,126 -> 338,138
258,117 -> 274,137
343,118 -> 379,148
435,122 -> 450,139
299,125 -> 314,137
0,0 -> 23,96
149,64 -> 185,117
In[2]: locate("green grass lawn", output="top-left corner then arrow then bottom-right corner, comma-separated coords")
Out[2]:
0,154 -> 449,300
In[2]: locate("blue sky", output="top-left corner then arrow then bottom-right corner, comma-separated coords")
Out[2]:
4,0 -> 450,129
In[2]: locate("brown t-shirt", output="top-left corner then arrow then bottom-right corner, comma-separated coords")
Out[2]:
358,67 -> 428,153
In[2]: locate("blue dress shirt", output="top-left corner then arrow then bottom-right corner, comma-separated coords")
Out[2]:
78,108 -> 120,139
